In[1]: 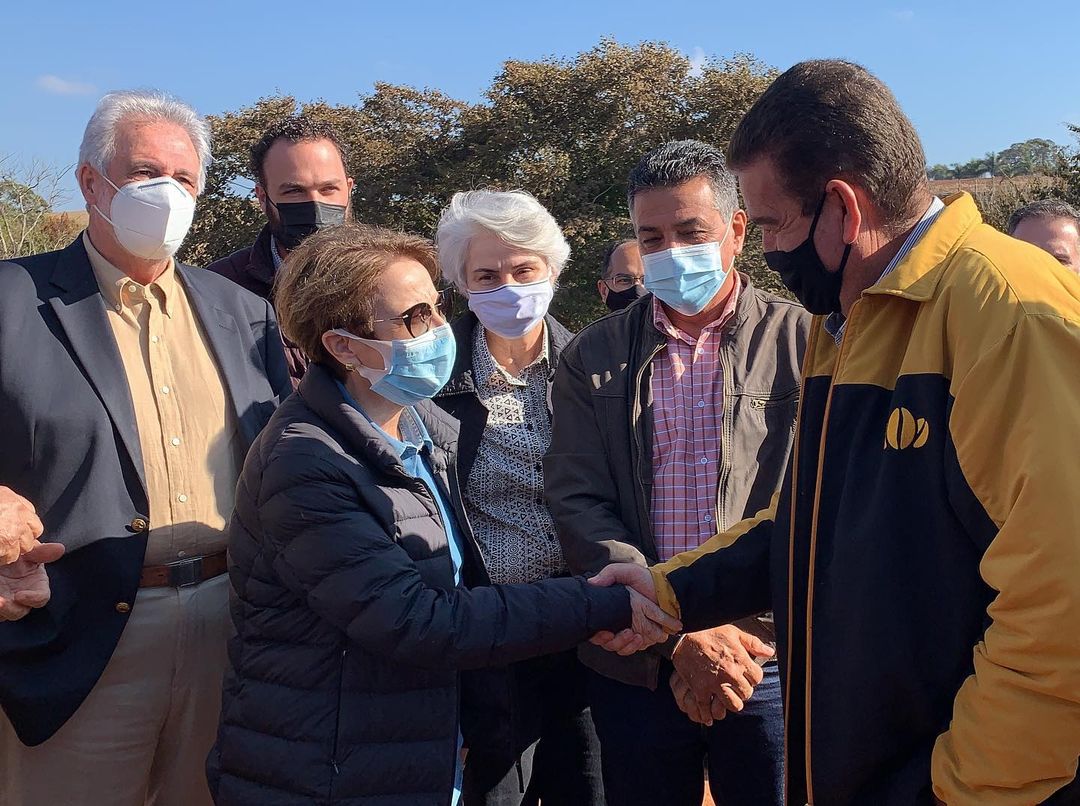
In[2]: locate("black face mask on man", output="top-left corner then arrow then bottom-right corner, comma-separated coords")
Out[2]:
266,198 -> 347,250
604,282 -> 648,311
763,192 -> 851,316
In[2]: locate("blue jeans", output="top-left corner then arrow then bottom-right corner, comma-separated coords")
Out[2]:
588,660 -> 785,806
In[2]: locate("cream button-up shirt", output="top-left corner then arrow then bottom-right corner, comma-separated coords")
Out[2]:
84,232 -> 242,566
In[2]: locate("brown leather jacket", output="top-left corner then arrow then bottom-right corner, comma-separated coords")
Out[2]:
543,274 -> 810,688
206,225 -> 308,386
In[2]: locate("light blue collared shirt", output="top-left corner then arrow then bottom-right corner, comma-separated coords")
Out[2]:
336,383 -> 465,803
824,196 -> 946,345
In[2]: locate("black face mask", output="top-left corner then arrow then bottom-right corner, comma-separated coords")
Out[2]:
267,199 -> 347,249
604,282 -> 648,311
763,193 -> 851,315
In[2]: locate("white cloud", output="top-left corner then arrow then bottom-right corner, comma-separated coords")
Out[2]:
36,75 -> 96,96
688,46 -> 707,78
890,9 -> 915,22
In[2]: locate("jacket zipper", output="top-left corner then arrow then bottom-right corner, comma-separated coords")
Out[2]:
714,344 -> 734,531
632,341 -> 666,558
802,304 -> 859,804
329,647 -> 346,795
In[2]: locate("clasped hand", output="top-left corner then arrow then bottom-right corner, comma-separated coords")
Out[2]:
587,562 -> 681,655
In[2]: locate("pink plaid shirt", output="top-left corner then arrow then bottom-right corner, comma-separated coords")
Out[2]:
650,273 -> 742,561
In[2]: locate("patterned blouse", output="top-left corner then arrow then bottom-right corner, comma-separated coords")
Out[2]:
464,324 -> 566,585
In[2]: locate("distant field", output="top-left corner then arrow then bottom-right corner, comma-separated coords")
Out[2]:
929,174 -> 1059,196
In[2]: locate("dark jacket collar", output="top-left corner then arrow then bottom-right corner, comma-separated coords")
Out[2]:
245,224 -> 277,291
299,362 -> 461,475
437,311 -> 574,397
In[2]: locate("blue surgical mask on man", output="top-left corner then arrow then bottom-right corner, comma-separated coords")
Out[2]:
642,220 -> 734,316
332,324 -> 457,407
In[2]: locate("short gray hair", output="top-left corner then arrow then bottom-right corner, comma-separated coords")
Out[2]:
78,90 -> 212,194
627,140 -> 739,220
1007,198 -> 1080,235
436,190 -> 570,292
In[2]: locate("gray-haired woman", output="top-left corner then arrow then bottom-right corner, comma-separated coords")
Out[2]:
433,190 -> 602,806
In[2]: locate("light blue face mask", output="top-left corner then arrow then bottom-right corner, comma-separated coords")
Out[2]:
642,222 -> 734,316
332,323 -> 457,407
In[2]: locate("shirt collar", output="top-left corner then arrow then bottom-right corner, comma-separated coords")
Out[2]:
83,230 -> 176,317
824,196 -> 945,344
334,379 -> 433,460
472,320 -> 550,389
270,236 -> 284,271
652,271 -> 742,344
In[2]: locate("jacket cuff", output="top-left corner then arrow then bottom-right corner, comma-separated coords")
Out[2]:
649,566 -> 682,620
585,583 -> 632,634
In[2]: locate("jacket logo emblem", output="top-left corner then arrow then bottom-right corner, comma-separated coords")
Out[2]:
884,407 -> 930,450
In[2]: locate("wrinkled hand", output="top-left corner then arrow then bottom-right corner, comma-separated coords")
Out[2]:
0,487 -> 44,565
0,542 -> 65,621
588,563 -> 681,655
670,625 -> 775,725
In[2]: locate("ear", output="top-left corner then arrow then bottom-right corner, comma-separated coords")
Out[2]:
730,209 -> 748,255
77,164 -> 105,211
824,179 -> 862,245
320,330 -> 356,368
597,280 -> 609,301
254,183 -> 269,216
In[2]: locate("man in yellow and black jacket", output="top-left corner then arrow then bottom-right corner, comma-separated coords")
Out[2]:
592,61 -> 1080,805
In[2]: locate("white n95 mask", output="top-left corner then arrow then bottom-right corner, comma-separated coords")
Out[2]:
95,175 -> 196,261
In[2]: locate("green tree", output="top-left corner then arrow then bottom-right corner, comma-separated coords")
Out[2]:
0,158 -> 82,259
181,40 -> 780,328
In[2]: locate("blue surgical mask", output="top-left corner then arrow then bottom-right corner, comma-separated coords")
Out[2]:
332,324 -> 456,407
642,223 -> 734,316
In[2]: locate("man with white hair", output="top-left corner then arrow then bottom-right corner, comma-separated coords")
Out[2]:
0,90 -> 291,805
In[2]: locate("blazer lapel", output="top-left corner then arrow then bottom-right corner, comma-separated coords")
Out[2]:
177,266 -> 259,448
47,239 -> 147,496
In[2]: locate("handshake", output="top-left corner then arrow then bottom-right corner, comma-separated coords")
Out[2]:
588,562 -> 775,726
0,486 -> 65,621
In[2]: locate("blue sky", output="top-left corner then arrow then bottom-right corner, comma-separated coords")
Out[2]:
2,0 -> 1077,209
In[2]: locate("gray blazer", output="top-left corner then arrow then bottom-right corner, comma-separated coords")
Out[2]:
0,236 -> 291,745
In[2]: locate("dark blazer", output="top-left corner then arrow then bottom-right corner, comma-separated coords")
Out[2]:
208,363 -> 630,805
0,235 -> 291,746
206,224 -> 309,385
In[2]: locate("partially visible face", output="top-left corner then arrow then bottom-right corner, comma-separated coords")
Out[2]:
326,257 -> 442,372
257,137 -> 353,224
1012,216 -> 1080,276
736,157 -> 847,268
631,176 -> 745,280
79,118 -> 201,225
463,228 -> 551,293
598,241 -> 645,302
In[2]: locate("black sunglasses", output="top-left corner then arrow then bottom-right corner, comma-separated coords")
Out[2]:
373,288 -> 456,337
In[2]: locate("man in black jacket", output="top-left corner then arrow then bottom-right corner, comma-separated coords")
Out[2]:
0,90 -> 291,806
207,115 -> 353,385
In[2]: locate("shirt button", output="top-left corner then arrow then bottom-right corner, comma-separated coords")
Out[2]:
151,335 -> 160,344
177,550 -> 187,558
177,493 -> 188,503
170,437 -> 181,447
700,456 -> 708,465
160,385 -> 170,395
697,400 -> 705,408
704,514 -> 713,523
126,284 -> 138,294
115,601 -> 131,614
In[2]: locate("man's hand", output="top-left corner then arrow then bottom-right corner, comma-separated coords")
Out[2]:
670,625 -> 775,724
588,564 -> 681,655
0,486 -> 44,565
0,542 -> 65,621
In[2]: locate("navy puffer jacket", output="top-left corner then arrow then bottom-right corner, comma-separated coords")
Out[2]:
208,363 -> 631,805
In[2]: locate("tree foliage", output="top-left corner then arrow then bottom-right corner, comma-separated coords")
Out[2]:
181,40 -> 778,328
0,158 -> 83,260
927,138 -> 1065,180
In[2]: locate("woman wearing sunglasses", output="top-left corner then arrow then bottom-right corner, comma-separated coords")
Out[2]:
207,222 -> 679,806
431,191 -> 603,806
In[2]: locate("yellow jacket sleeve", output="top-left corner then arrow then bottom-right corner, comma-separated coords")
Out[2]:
933,313 -> 1080,804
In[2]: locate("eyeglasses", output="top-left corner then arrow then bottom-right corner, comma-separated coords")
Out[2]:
604,273 -> 645,292
372,287 -> 456,338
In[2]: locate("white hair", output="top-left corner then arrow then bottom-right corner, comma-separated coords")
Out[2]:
436,190 -> 571,292
78,89 -> 212,193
